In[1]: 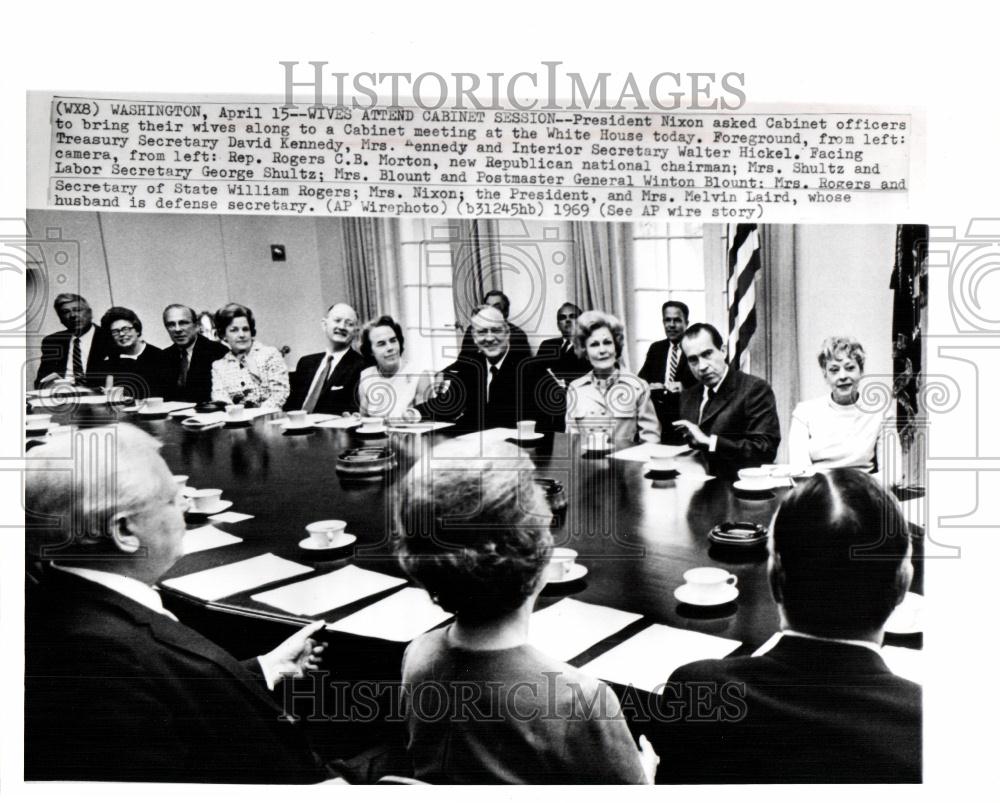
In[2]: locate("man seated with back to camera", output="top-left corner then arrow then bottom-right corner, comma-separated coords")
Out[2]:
653,469 -> 920,784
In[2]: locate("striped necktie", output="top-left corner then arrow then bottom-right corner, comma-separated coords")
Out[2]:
302,354 -> 332,413
71,337 -> 84,384
667,344 -> 680,383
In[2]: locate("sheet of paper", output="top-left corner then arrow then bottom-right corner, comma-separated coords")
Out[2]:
162,553 -> 312,601
580,623 -> 741,692
181,408 -> 272,427
315,417 -> 362,429
528,599 -> 643,662
121,400 -> 195,414
386,421 -> 454,434
268,414 -> 336,426
250,564 -> 407,616
208,510 -> 255,524
327,586 -> 452,641
31,394 -> 125,409
612,443 -> 690,462
881,646 -> 923,685
182,525 -> 243,555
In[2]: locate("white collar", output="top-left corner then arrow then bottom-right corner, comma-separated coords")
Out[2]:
118,342 -> 147,361
485,347 -> 509,372
780,629 -> 881,654
52,563 -> 178,621
702,366 -> 729,401
73,325 -> 95,343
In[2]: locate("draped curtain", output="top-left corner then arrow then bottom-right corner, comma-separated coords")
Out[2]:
447,219 -> 506,331
342,217 -> 403,323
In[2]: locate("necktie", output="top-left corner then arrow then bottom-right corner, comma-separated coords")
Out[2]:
71,337 -> 84,384
699,388 -> 714,425
488,365 -> 499,402
667,344 -> 680,383
562,339 -> 572,355
177,348 -> 189,388
302,354 -> 332,413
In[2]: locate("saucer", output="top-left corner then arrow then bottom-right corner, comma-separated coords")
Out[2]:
180,486 -> 198,497
546,563 -> 588,585
506,433 -> 545,447
282,421 -> 315,432
885,591 -> 923,634
25,426 -> 51,437
186,500 -> 233,517
357,426 -> 387,437
137,409 -> 169,419
732,480 -> 775,499
674,583 -> 739,607
224,417 -> 252,427
644,464 -> 680,479
297,533 -> 357,554
582,447 -> 613,458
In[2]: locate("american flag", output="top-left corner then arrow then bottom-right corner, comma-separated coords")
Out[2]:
726,224 -> 761,372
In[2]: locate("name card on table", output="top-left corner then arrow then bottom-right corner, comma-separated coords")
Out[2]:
529,599 -> 643,662
580,624 -> 741,693
251,564 -> 407,617
162,553 -> 311,601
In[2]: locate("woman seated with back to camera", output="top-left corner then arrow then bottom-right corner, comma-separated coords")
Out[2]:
788,336 -> 888,473
565,311 -> 660,444
396,440 -> 657,784
357,315 -> 433,420
210,303 -> 289,411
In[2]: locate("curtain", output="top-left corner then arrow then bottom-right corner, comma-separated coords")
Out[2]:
447,218 -> 505,329
751,225 -> 799,463
343,217 -> 403,323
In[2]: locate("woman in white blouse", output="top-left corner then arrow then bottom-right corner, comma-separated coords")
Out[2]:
788,336 -> 887,472
357,315 -> 433,420
565,311 -> 660,444
210,303 -> 289,411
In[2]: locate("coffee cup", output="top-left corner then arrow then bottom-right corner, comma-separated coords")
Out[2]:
144,397 -> 165,413
549,547 -> 578,580
226,404 -> 245,421
682,567 -> 737,602
648,445 -> 676,472
516,420 -> 537,439
172,474 -> 189,490
287,410 -> 309,426
188,488 -> 223,512
305,519 -> 347,549
360,416 -> 382,429
26,413 -> 52,433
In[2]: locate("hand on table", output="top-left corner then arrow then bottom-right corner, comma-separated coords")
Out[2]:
258,620 -> 327,687
672,419 -> 711,448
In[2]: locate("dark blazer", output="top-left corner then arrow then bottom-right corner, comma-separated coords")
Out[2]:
637,338 -> 697,444
459,322 -> 533,361
529,337 -> 590,433
655,635 -> 921,784
286,348 -> 366,414
678,368 -> 780,477
34,325 -> 114,388
24,569 -> 325,783
94,343 -> 169,399
423,348 -> 537,432
162,335 -> 229,403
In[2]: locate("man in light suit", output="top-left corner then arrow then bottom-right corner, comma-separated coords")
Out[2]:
637,301 -> 697,444
34,293 -> 114,388
674,323 -> 780,478
24,424 -> 330,783
286,302 -> 366,414
161,304 -> 229,403
656,469 -> 920,783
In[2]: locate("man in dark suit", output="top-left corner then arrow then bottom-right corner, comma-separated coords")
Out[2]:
24,424 -> 330,783
674,323 -> 780,477
637,301 -> 697,444
531,302 -> 589,432
161,304 -> 229,403
656,469 -> 920,783
286,302 -> 366,414
426,304 -> 535,431
457,290 -> 532,360
34,293 -> 114,388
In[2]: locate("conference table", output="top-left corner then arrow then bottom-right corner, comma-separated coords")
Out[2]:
28,400 -> 924,761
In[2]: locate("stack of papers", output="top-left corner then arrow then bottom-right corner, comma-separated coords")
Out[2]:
528,599 -> 643,662
327,587 -> 451,641
251,565 -> 407,616
162,553 -> 311,600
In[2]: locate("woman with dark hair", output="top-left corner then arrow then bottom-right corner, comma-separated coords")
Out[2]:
356,315 -> 433,420
565,311 -> 659,443
210,303 -> 289,410
396,440 -> 657,784
788,336 -> 888,472
98,306 -> 167,399
198,310 -> 217,341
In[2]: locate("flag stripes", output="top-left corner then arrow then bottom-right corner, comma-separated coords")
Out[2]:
726,224 -> 761,372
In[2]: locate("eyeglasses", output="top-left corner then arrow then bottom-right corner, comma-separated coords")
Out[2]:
110,325 -> 136,336
473,327 -> 506,338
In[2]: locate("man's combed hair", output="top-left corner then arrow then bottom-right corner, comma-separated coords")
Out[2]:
772,468 -> 911,636
396,443 -> 552,622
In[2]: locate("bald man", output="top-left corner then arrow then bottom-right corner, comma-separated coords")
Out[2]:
286,302 -> 366,414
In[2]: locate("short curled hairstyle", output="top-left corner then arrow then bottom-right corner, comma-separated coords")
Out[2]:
214,303 -> 256,338
360,315 -> 405,361
100,306 -> 143,336
396,441 -> 552,623
771,468 -> 910,637
817,336 -> 866,372
573,310 -> 626,361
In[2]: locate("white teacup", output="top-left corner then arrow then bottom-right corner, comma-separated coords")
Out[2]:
586,430 -> 609,451
26,413 -> 52,433
226,404 -> 245,420
305,519 -> 347,549
144,396 -> 165,413
360,416 -> 382,429
517,420 -> 537,439
188,488 -> 223,512
682,567 -> 737,603
736,476 -> 772,492
549,547 -> 578,580
172,474 -> 189,490
287,410 -> 309,426
648,446 -> 676,472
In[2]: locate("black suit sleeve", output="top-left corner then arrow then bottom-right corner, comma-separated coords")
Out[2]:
713,379 -> 781,468
637,342 -> 661,385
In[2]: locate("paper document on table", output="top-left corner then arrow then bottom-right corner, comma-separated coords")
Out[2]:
208,511 -> 255,524
314,417 -> 362,429
529,599 -> 643,662
181,408 -> 272,427
612,443 -> 690,463
386,421 -> 454,434
251,564 -> 407,616
580,624 -> 741,692
881,646 -> 923,685
182,525 -> 242,555
162,553 -> 312,600
121,400 -> 195,414
327,587 -> 452,641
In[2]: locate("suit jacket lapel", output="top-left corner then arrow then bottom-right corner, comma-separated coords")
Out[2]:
699,368 -> 737,426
